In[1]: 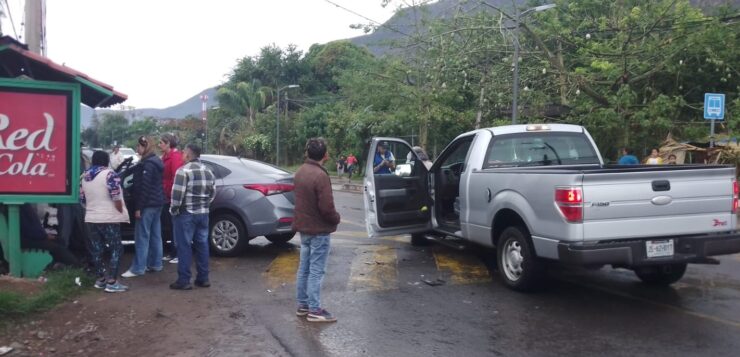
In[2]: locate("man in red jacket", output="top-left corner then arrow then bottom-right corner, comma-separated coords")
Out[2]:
159,133 -> 185,263
292,137 -> 340,322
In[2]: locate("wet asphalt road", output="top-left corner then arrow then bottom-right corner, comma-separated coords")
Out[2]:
210,190 -> 740,357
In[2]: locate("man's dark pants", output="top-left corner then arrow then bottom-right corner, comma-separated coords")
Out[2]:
161,203 -> 177,257
173,212 -> 210,284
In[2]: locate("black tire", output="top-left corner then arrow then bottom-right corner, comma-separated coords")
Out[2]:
411,233 -> 430,246
265,232 -> 296,245
634,263 -> 687,285
209,213 -> 249,257
496,226 -> 544,292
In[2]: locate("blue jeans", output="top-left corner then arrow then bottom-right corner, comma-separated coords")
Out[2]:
129,206 -> 163,274
296,233 -> 331,312
173,212 -> 210,284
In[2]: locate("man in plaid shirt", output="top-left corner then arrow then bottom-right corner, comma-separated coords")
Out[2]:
169,144 -> 216,290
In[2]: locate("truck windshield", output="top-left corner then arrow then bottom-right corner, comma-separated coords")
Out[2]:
484,132 -> 600,168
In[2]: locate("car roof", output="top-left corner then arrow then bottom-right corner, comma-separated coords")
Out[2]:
201,154 -> 291,179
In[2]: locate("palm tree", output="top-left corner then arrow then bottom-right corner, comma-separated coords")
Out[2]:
217,80 -> 270,128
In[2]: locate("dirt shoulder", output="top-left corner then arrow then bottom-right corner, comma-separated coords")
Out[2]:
0,257 -> 289,357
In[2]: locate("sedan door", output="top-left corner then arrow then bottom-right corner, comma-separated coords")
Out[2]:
363,138 -> 431,238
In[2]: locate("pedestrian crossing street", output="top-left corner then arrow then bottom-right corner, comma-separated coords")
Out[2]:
262,231 -> 493,291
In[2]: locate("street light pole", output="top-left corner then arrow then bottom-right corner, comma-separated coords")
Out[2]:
480,2 -> 556,125
276,84 -> 299,166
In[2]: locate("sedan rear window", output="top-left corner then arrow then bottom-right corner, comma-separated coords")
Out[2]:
239,159 -> 290,175
484,132 -> 600,168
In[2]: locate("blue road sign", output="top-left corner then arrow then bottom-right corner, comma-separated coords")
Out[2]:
704,93 -> 725,120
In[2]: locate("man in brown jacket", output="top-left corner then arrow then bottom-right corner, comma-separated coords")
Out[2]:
293,137 -> 341,322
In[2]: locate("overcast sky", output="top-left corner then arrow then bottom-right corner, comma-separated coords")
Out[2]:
1,0 -> 396,108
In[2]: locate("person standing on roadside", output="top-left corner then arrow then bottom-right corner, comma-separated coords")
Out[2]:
122,136 -> 165,278
169,144 -> 216,290
645,148 -> 663,165
293,138 -> 340,322
80,151 -> 130,293
373,143 -> 396,174
618,148 -> 639,165
345,153 -> 358,180
159,133 -> 185,264
110,145 -> 124,169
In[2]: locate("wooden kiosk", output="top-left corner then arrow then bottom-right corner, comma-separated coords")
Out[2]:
0,36 -> 127,277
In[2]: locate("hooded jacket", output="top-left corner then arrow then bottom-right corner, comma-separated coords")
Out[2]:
133,153 -> 165,210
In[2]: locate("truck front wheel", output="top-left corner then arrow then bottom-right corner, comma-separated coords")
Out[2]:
634,263 -> 687,285
496,226 -> 544,292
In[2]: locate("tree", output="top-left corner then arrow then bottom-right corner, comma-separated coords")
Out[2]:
97,112 -> 130,148
128,117 -> 160,143
217,80 -> 270,128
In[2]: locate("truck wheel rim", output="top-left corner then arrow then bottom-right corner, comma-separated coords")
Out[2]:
212,220 -> 239,251
503,239 -> 524,281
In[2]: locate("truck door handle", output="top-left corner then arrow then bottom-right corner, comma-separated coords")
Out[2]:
652,180 -> 670,192
486,188 -> 492,202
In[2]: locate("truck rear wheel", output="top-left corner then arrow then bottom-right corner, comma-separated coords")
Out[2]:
496,226 -> 544,292
634,263 -> 687,285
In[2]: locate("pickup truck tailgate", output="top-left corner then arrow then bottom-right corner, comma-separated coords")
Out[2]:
582,166 -> 736,241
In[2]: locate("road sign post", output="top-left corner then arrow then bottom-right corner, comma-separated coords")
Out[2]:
704,93 -> 725,148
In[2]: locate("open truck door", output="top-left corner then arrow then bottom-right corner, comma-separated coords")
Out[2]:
363,138 -> 431,238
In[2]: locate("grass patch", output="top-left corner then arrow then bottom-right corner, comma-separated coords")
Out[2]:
0,269 -> 92,319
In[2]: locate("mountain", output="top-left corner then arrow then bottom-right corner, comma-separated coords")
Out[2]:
81,87 -> 219,127
349,0 -> 739,57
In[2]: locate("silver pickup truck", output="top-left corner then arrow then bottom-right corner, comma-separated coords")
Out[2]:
363,124 -> 740,291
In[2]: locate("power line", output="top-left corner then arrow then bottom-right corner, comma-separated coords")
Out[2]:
2,0 -> 19,40
323,0 -> 418,41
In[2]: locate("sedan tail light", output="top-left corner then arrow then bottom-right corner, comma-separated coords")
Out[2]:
733,180 -> 738,214
555,187 -> 583,223
244,183 -> 294,196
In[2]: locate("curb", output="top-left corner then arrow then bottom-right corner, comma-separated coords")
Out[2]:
331,183 -> 363,194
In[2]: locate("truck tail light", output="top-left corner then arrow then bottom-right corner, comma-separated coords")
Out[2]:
733,180 -> 738,214
555,187 -> 583,223
244,183 -> 294,196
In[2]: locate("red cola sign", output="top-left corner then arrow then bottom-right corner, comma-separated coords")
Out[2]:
0,79 -> 79,201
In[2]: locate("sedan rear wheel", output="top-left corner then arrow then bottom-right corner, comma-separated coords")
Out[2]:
210,213 -> 248,257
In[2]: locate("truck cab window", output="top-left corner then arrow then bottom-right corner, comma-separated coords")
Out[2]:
485,132 -> 600,168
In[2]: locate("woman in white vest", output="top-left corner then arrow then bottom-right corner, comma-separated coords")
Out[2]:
80,151 -> 130,293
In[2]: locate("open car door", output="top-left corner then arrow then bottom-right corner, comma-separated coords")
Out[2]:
363,138 -> 431,238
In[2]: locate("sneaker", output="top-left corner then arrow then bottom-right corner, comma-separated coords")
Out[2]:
296,305 -> 309,317
169,258 -> 179,264
307,309 -> 337,322
121,270 -> 142,278
194,280 -> 211,288
94,279 -> 106,289
146,267 -> 163,273
104,281 -> 129,293
169,281 -> 192,290
162,255 -> 173,261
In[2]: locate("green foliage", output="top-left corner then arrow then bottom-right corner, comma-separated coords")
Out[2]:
0,269 -> 92,320
107,0 -> 736,166
96,112 -> 130,148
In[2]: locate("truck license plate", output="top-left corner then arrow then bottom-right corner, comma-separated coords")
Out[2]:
646,239 -> 674,258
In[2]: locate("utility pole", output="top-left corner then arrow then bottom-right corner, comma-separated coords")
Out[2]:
275,84 -> 299,166
24,0 -> 46,56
